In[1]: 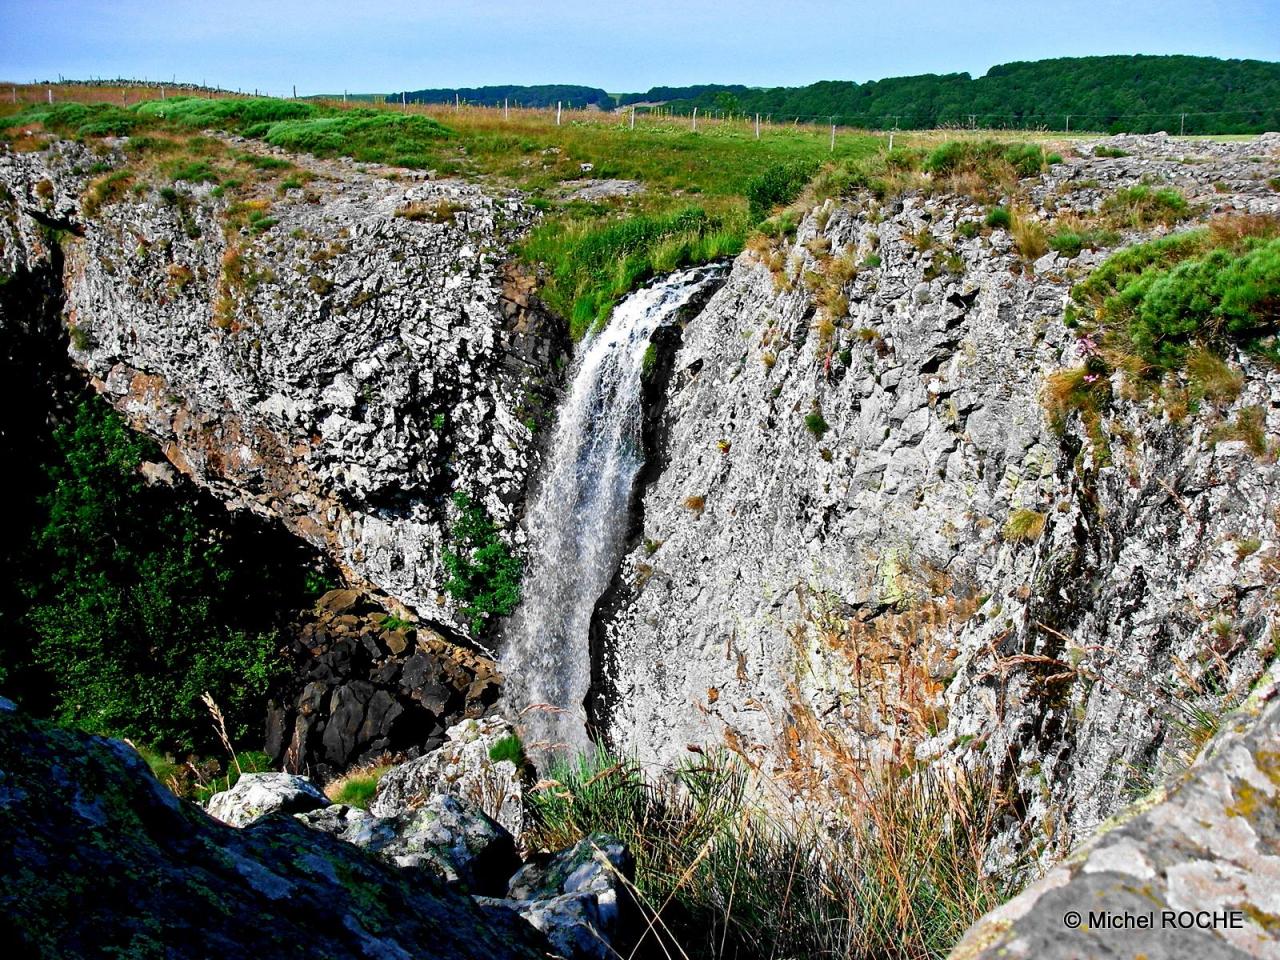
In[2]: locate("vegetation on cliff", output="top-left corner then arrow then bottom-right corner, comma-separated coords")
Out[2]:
0,395 -> 326,753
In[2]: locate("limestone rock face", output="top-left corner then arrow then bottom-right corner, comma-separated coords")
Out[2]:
0,705 -> 548,959
0,138 -> 567,638
593,133 -> 1280,862
297,794 -> 520,896
205,771 -> 329,827
373,716 -> 526,839
949,670 -> 1280,960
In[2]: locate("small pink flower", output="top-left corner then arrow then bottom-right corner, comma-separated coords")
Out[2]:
1083,373 -> 1099,384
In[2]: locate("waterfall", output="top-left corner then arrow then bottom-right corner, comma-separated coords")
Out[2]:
502,265 -> 726,759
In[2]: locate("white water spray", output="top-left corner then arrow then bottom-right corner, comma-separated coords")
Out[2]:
503,265 -> 726,759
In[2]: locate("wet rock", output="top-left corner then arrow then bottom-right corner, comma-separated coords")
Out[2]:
205,771 -> 329,827
0,707 -> 548,959
372,716 -> 525,839
298,794 -> 520,896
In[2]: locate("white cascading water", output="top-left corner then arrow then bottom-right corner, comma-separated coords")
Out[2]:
503,265 -> 725,760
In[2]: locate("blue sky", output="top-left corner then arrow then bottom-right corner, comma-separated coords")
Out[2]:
1,0 -> 1277,96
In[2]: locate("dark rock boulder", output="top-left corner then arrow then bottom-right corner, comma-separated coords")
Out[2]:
0,704 -> 548,959
266,592 -> 503,780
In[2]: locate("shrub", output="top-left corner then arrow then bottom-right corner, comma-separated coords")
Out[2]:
22,400 -> 294,751
1003,508 -> 1048,543
441,491 -> 523,635
985,206 -> 1012,229
746,160 -> 819,222
1093,146 -> 1130,158
804,409 -> 831,439
1012,213 -> 1048,260
259,111 -> 452,168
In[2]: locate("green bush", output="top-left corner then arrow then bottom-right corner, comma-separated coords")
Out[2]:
135,96 -> 316,129
985,206 -> 1012,229
746,159 -> 819,222
923,140 -> 1049,179
441,492 -> 523,635
22,401 -> 287,751
804,409 -> 831,439
1069,221 -> 1280,373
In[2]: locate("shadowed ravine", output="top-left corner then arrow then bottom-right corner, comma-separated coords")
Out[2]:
501,265 -> 727,759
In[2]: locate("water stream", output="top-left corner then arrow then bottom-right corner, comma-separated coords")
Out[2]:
502,265 -> 726,759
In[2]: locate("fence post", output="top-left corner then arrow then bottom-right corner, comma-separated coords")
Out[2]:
830,122 -> 835,151
504,97 -> 509,120
1180,113 -> 1186,136
630,106 -> 635,129
1065,114 -> 1071,133
556,101 -> 562,125
888,130 -> 894,151
755,113 -> 760,139
692,107 -> 697,132
402,91 -> 407,112
47,88 -> 52,104
160,85 -> 165,100
343,90 -> 347,104
292,84 -> 297,99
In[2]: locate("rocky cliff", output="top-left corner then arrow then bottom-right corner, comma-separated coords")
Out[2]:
4,127 -> 1280,877
594,133 -> 1280,862
0,136 -> 565,640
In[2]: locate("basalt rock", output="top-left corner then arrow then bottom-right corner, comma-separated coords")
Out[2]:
205,771 -> 329,827
949,665 -> 1280,960
593,132 -> 1280,870
0,138 -> 568,640
265,590 -> 502,780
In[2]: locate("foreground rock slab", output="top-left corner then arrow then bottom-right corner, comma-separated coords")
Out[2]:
950,675 -> 1280,960
0,704 -> 548,959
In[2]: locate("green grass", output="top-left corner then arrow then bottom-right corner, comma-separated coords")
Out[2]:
522,205 -> 744,339
325,764 -> 392,810
488,733 -> 526,766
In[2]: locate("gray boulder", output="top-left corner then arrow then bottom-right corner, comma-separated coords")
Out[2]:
205,771 -> 329,827
372,716 -> 526,838
297,793 -> 520,896
480,834 -> 635,960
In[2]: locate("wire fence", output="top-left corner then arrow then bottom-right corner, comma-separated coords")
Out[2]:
8,78 -> 1277,137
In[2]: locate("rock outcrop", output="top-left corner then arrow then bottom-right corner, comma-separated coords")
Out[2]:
266,588 -> 502,779
0,137 -> 567,638
0,702 -> 548,959
949,666 -> 1280,960
593,133 -> 1280,862
205,771 -> 329,827
373,716 -> 527,839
